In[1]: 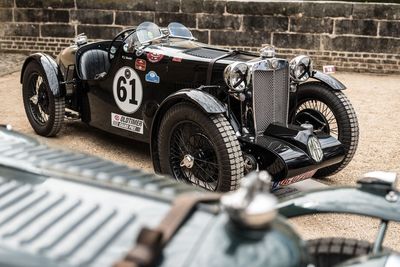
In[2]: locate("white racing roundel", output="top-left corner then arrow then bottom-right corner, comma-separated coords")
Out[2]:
113,67 -> 143,114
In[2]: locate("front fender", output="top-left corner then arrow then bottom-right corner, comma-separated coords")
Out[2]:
167,89 -> 227,114
310,70 -> 346,90
20,53 -> 65,97
277,186 -> 400,222
150,88 -> 226,173
339,253 -> 400,267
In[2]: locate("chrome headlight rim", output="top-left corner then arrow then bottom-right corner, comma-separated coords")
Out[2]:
289,55 -> 313,83
224,62 -> 249,92
307,135 -> 323,163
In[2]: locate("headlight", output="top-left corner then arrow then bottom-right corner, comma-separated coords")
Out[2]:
289,55 -> 313,82
224,62 -> 248,92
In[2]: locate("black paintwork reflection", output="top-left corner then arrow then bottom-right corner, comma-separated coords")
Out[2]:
239,123 -> 344,181
311,70 -> 346,90
21,53 -> 64,97
76,39 -> 258,144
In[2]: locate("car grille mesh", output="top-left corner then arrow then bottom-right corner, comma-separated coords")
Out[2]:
252,66 -> 289,135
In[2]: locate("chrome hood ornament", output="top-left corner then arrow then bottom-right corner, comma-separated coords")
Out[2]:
221,171 -> 277,229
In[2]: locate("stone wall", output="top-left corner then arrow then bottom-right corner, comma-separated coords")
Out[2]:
0,0 -> 399,73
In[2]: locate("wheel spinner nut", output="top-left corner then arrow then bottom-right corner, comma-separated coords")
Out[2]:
180,154 -> 194,169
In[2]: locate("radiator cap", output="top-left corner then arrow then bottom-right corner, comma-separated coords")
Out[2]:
260,45 -> 276,58
221,171 -> 277,229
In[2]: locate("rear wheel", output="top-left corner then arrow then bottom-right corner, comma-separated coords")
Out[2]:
22,61 -> 64,136
307,238 -> 378,267
158,103 -> 244,192
291,82 -> 359,178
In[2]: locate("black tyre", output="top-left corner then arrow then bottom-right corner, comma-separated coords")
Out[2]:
307,238 -> 379,267
22,61 -> 65,137
158,102 -> 244,192
291,82 -> 359,178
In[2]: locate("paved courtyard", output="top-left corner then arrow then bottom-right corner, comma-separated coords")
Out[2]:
1,53 -> 400,250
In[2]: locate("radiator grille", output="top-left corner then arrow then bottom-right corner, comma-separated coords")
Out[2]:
252,66 -> 290,135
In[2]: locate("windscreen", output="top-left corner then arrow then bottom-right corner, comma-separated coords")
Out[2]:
136,21 -> 162,44
168,22 -> 194,39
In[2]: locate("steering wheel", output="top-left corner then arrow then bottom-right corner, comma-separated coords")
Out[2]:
108,28 -> 136,62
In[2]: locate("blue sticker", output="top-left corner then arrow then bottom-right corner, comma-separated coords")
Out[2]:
145,71 -> 160,83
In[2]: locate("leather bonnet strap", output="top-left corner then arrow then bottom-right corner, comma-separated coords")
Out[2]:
113,192 -> 221,267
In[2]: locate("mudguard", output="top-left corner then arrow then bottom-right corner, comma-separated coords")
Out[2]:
310,70 -> 346,90
164,89 -> 227,114
277,186 -> 400,222
239,123 -> 345,182
338,253 -> 400,267
150,88 -> 226,173
20,53 -> 65,97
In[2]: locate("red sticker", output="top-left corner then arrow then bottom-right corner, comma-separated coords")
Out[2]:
135,59 -> 146,71
172,57 -> 182,62
147,52 -> 164,63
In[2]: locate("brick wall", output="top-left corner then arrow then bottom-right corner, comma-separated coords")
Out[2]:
0,0 -> 399,73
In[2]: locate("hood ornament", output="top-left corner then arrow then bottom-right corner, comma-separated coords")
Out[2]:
221,171 -> 277,229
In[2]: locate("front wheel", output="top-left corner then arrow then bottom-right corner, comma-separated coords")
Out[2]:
158,103 -> 244,192
22,61 -> 65,137
307,238 -> 377,267
290,82 -> 359,178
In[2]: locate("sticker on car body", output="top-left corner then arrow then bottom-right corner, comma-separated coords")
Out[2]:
145,71 -> 160,83
111,112 -> 144,134
135,59 -> 146,71
147,52 -> 164,63
113,66 -> 143,114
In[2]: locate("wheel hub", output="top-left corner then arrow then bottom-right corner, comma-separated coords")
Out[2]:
38,86 -> 49,114
243,154 -> 257,174
180,154 -> 194,169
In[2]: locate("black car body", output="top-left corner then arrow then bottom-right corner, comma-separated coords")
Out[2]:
20,22 -> 359,191
0,126 -> 396,267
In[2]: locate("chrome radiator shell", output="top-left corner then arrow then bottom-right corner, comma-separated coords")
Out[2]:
250,59 -> 290,135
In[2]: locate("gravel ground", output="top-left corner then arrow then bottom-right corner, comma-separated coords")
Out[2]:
1,53 -> 400,251
0,53 -> 28,77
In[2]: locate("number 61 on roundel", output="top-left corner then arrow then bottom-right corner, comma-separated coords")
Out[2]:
20,21 -> 359,192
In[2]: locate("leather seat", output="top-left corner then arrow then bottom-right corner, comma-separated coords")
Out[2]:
79,49 -> 110,80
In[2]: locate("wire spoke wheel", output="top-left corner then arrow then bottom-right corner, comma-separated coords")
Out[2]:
27,74 -> 51,126
22,61 -> 65,137
170,122 -> 219,191
158,103 -> 244,192
295,99 -> 338,138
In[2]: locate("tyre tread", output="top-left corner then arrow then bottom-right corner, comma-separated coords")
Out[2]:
210,114 -> 244,191
307,237 -> 375,267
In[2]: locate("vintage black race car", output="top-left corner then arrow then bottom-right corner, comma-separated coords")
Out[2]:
20,22 -> 359,192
